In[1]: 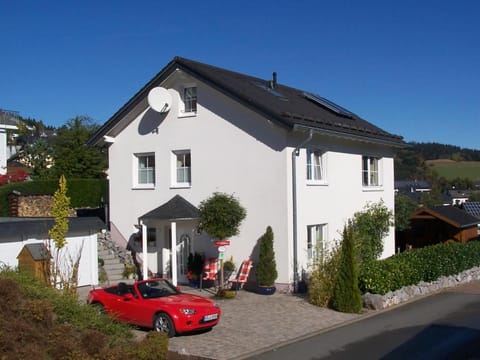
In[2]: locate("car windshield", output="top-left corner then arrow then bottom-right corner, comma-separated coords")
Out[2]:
137,279 -> 179,299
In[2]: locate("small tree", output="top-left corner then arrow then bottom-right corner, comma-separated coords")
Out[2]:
256,226 -> 278,287
331,223 -> 362,313
352,200 -> 393,266
47,175 -> 81,293
198,192 -> 246,240
395,194 -> 418,232
198,192 -> 246,290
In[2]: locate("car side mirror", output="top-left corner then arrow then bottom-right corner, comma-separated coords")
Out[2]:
123,293 -> 134,301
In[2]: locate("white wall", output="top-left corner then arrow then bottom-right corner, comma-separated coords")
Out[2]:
0,235 -> 98,287
0,128 -> 7,175
108,71 -> 292,283
294,135 -> 396,273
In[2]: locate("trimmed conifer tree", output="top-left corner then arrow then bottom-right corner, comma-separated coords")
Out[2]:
256,226 -> 278,287
332,223 -> 362,313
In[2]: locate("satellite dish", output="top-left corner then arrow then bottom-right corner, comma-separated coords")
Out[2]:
147,87 -> 172,113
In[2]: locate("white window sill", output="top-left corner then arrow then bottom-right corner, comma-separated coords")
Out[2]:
362,186 -> 383,192
306,180 -> 328,186
170,184 -> 191,189
132,185 -> 155,190
178,112 -> 197,118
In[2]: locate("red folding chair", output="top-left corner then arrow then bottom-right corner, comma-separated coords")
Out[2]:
200,257 -> 218,289
228,260 -> 253,291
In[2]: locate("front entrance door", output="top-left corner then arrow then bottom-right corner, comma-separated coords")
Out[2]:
176,233 -> 191,283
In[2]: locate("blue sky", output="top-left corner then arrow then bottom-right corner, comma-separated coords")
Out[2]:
1,1 -> 479,149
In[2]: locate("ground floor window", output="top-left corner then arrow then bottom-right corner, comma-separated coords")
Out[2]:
307,224 -> 327,265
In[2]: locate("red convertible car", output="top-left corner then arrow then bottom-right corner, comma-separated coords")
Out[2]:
87,278 -> 221,337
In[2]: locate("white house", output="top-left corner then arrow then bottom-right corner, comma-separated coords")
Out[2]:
0,109 -> 19,175
0,217 -> 104,287
88,57 -> 404,291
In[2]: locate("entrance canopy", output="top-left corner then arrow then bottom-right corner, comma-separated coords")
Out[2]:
137,195 -> 200,285
139,195 -> 200,221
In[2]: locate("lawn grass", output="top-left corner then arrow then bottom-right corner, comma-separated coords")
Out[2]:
426,160 -> 480,181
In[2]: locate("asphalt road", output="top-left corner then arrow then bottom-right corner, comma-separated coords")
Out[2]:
251,282 -> 480,360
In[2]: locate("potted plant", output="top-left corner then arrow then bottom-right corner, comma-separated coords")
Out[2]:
198,192 -> 246,291
223,256 -> 236,282
122,263 -> 137,280
255,226 -> 278,295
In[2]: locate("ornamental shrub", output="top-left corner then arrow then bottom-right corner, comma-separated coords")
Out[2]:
331,224 -> 362,313
359,240 -> 480,295
256,226 -> 278,287
308,241 -> 341,307
198,192 -> 246,240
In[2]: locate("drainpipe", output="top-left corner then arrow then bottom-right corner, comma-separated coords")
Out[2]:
291,129 -> 313,292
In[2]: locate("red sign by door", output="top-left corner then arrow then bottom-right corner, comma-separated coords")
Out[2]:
214,240 -> 230,247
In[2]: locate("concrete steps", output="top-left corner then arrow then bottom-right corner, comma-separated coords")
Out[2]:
97,232 -> 135,285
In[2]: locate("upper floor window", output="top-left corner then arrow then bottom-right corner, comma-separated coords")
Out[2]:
134,153 -> 155,188
172,150 -> 191,187
362,156 -> 381,187
307,224 -> 327,265
306,149 -> 326,183
183,86 -> 197,114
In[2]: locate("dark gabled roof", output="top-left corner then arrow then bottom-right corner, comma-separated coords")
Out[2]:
20,243 -> 50,260
139,195 -> 199,221
0,217 -> 106,243
412,205 -> 480,229
88,57 -> 404,147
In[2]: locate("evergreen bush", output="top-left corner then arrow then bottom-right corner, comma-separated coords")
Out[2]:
359,240 -> 480,295
256,226 -> 278,287
331,224 -> 362,313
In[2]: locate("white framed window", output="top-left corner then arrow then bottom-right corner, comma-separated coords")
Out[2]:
306,149 -> 326,183
133,153 -> 155,188
179,85 -> 197,116
171,150 -> 191,187
307,224 -> 327,265
362,156 -> 381,187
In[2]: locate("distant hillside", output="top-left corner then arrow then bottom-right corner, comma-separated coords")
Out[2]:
411,142 -> 480,161
425,159 -> 480,181
395,142 -> 480,181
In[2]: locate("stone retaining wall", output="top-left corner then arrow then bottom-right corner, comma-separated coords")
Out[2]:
362,266 -> 480,310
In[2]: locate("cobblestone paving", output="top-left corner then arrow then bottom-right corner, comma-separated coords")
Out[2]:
167,289 -> 361,360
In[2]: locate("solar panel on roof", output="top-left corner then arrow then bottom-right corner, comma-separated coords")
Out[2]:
303,92 -> 355,118
463,202 -> 480,218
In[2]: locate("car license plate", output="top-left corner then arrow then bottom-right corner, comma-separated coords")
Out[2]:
203,313 -> 218,322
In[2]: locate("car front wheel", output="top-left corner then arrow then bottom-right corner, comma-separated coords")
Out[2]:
154,313 -> 175,337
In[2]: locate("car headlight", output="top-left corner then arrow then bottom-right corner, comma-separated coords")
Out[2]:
180,308 -> 196,315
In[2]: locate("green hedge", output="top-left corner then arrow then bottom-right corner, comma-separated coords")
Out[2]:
0,179 -> 108,216
359,240 -> 480,295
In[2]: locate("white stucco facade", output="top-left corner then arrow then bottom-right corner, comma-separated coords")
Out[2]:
0,233 -> 99,287
104,67 -> 399,289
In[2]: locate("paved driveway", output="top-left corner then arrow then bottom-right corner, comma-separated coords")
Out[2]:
167,288 -> 361,360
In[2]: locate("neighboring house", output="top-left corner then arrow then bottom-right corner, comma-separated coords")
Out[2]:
0,109 -> 19,175
404,206 -> 480,249
0,217 -> 105,287
395,180 -> 431,202
88,56 -> 404,290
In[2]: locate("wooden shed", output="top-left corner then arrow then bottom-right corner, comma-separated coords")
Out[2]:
17,243 -> 51,282
405,205 -> 480,249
